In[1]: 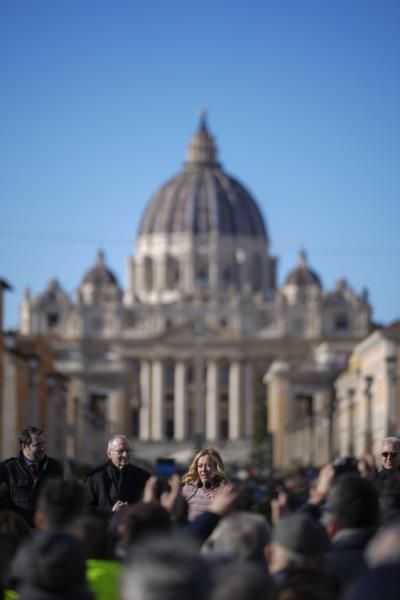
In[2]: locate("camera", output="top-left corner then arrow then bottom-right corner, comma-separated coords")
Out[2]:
333,456 -> 359,477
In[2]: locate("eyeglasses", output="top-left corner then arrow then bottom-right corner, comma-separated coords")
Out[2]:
110,448 -> 131,455
382,452 -> 398,459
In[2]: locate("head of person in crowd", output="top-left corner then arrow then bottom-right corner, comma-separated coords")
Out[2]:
18,426 -> 47,463
208,511 -> 271,567
365,522 -> 400,568
122,534 -> 211,600
182,448 -> 227,487
0,511 -> 32,592
107,435 -> 132,471
118,501 -> 171,550
34,479 -> 86,531
380,437 -> 400,472
211,562 -> 272,600
327,474 -> 379,531
322,473 -> 379,538
267,513 -> 330,577
11,530 -> 93,599
70,514 -> 114,560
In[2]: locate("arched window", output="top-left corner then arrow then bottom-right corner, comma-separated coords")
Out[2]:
166,255 -> 180,289
252,253 -> 262,291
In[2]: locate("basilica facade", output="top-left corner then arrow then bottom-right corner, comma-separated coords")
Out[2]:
19,117 -> 372,465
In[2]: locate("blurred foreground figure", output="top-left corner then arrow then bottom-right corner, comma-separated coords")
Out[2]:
322,474 -> 380,596
0,426 -> 63,527
207,511 -> 271,568
35,479 -> 86,531
211,562 -> 272,600
11,530 -> 93,599
84,434 -> 150,522
182,448 -> 227,520
122,535 -> 211,600
71,514 -> 121,600
267,512 -> 333,599
344,564 -> 400,600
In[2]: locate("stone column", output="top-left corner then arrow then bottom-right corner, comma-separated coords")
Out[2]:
206,360 -> 219,441
264,361 -> 290,468
243,362 -> 254,437
347,388 -> 355,455
108,389 -> 126,435
157,257 -> 167,292
152,360 -> 164,440
229,361 -> 243,440
208,244 -> 219,293
193,353 -> 205,439
139,361 -> 152,441
174,361 -> 187,440
364,376 -> 373,453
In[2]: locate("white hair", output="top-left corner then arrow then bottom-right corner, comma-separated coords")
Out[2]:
107,434 -> 130,451
382,437 -> 400,449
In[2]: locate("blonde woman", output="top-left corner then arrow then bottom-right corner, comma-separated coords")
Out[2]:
182,448 -> 227,521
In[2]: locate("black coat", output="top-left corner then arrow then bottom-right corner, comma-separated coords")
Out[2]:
0,453 -> 63,527
324,528 -> 376,597
84,461 -> 151,520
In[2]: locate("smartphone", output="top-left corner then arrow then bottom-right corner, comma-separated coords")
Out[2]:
155,458 -> 176,496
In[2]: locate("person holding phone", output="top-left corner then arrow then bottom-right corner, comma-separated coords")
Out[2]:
182,448 -> 227,521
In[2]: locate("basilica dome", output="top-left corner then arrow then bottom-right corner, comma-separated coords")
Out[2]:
137,115 -> 268,241
80,250 -> 120,289
285,251 -> 321,288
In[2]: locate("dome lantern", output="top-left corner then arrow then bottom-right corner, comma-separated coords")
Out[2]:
186,110 -> 219,168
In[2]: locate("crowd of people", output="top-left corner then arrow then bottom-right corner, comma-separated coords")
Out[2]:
1,426 -> 400,599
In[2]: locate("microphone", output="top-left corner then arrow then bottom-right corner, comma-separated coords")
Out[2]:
186,483 -> 201,502
197,480 -> 211,489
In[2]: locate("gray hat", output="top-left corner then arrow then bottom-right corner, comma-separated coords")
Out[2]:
272,513 -> 330,557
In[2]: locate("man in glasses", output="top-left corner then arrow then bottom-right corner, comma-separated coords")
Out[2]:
0,425 -> 63,527
378,437 -> 400,483
85,434 -> 150,522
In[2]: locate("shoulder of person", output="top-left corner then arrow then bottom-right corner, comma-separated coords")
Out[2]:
182,483 -> 196,496
129,463 -> 151,479
0,457 -> 17,467
84,462 -> 110,480
0,457 -> 19,472
45,456 -> 63,470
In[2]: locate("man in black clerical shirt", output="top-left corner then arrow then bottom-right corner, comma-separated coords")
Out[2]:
84,434 -> 151,521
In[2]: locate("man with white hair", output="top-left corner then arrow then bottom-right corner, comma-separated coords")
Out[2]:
378,437 -> 400,484
84,434 -> 150,521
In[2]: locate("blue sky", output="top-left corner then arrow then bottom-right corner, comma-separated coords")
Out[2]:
1,0 -> 399,328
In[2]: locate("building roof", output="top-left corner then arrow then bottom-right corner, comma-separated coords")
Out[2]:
284,251 -> 322,288
137,115 -> 268,240
80,250 -> 119,288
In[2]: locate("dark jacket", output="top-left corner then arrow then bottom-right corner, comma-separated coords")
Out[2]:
377,467 -> 400,484
84,461 -> 151,521
324,527 -> 376,597
0,453 -> 63,527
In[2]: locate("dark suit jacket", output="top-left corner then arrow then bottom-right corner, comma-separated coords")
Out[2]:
84,461 -> 151,520
0,453 -> 63,527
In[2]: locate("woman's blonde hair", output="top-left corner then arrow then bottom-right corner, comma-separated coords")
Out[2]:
182,448 -> 227,486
